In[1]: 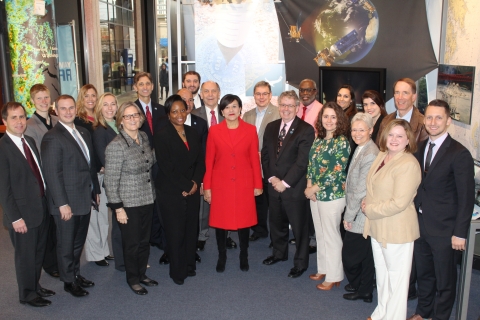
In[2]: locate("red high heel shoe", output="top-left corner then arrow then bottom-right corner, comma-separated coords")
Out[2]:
316,281 -> 340,291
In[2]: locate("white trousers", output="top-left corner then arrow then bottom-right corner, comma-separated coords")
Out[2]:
370,237 -> 413,320
310,198 -> 345,282
85,174 -> 111,261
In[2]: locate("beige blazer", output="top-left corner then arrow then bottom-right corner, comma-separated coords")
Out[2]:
363,150 -> 421,248
242,103 -> 280,151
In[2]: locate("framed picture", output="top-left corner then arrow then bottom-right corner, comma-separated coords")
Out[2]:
436,64 -> 475,125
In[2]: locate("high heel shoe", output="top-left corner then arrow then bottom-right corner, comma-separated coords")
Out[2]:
309,273 -> 325,281
316,281 -> 340,291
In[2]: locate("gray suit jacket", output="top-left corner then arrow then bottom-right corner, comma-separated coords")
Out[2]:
41,122 -> 100,216
242,103 -> 280,151
344,139 -> 379,234
104,130 -> 156,209
25,113 -> 58,153
192,105 -> 224,127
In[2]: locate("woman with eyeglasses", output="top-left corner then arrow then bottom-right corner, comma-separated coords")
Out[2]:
104,102 -> 157,295
305,101 -> 350,291
341,113 -> 379,303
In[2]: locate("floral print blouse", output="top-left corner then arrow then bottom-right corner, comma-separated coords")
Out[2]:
307,135 -> 350,201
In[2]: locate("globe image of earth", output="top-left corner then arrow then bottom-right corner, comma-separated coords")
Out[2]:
304,0 -> 379,66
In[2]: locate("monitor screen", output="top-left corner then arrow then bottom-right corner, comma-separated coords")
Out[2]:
319,67 -> 387,109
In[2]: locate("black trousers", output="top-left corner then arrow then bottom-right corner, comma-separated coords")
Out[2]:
414,215 -> 460,320
119,204 -> 153,286
159,192 -> 199,282
216,228 -> 249,254
111,208 -> 125,271
9,197 -> 48,302
342,231 -> 374,294
54,212 -> 90,283
42,214 -> 58,273
269,197 -> 309,270
251,181 -> 269,238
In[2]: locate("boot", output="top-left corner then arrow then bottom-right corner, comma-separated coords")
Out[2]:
240,250 -> 249,272
216,251 -> 226,273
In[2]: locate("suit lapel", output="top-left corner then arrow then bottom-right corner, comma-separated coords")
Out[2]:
232,119 -> 248,147
4,135 -> 34,173
424,135 -> 450,180
217,121 -> 234,149
59,125 -> 90,166
277,117 -> 299,160
259,104 -> 275,134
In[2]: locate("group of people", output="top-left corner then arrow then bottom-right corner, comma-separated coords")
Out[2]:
0,71 -> 474,320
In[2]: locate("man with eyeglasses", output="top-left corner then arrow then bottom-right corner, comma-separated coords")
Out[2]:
261,90 -> 315,278
243,81 -> 280,242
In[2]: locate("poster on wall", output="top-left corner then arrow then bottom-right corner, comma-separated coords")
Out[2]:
6,0 -> 59,116
57,24 -> 79,99
436,64 -> 475,125
275,0 -> 438,100
195,0 -> 283,110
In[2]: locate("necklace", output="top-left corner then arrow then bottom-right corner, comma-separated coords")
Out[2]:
177,130 -> 186,137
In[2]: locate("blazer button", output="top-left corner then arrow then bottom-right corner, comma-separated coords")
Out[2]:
148,179 -> 151,182
142,151 -> 145,154
146,160 -> 149,163
231,166 -> 235,170
231,178 -> 235,181
147,170 -> 149,173
231,154 -> 235,157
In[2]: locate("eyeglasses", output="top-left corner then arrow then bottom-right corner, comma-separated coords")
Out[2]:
254,92 -> 271,97
351,129 -> 368,133
299,88 -> 315,93
123,113 -> 141,120
279,104 -> 297,109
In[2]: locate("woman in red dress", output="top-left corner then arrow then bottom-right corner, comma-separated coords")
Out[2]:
204,94 -> 263,273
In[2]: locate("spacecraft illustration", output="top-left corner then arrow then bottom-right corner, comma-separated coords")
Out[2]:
314,29 -> 362,66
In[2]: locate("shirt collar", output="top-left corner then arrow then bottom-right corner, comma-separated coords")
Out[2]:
428,132 -> 448,147
255,107 -> 267,116
6,130 -> 24,144
396,107 -> 413,122
58,120 -> 77,133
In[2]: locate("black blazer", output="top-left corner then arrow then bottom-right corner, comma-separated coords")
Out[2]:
414,134 -> 475,238
371,114 -> 385,145
74,116 -> 102,172
154,122 -> 205,198
261,117 -> 315,201
0,134 -> 45,229
92,124 -> 118,167
135,99 -> 166,147
41,123 -> 101,216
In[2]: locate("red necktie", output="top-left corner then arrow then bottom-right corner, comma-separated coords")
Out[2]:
210,110 -> 217,127
21,138 -> 45,197
146,105 -> 153,133
301,106 -> 307,120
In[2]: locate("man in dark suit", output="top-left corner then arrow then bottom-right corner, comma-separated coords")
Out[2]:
408,99 -> 475,320
261,90 -> 315,278
133,71 -> 169,264
0,102 -> 55,307
41,95 -> 101,297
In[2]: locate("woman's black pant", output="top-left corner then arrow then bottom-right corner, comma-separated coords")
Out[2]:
118,204 -> 153,286
342,231 -> 374,294
215,228 -> 249,254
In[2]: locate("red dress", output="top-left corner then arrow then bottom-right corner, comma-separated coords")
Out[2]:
204,119 -> 263,230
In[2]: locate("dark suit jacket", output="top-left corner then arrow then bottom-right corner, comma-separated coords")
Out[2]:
92,124 -> 118,167
0,134 -> 45,229
135,99 -> 166,147
191,105 -> 224,127
414,134 -> 475,238
261,117 -> 315,201
41,123 -> 101,216
154,122 -> 205,198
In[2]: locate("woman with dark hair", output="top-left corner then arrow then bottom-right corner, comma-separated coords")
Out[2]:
154,95 -> 205,285
336,85 -> 358,120
159,63 -> 169,100
203,94 -> 263,273
305,101 -> 350,291
362,90 -> 388,143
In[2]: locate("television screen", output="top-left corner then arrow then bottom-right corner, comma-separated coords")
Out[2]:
318,67 -> 387,109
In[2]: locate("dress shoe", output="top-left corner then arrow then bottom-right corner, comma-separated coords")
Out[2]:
159,253 -> 170,265
343,292 -> 373,303
173,279 -> 184,285
140,277 -> 158,286
46,270 -> 60,278
249,234 -> 260,241
188,270 -> 196,277
197,240 -> 206,251
105,255 -> 114,260
195,253 -> 202,263
406,315 -> 424,320
130,284 -> 148,295
95,259 -> 109,267
316,281 -> 340,291
76,275 -> 95,288
216,257 -> 226,273
344,283 -> 357,292
309,273 -> 325,281
408,293 -> 418,300
288,238 -> 296,244
263,255 -> 287,265
20,296 -> 51,307
309,245 -> 317,254
240,253 -> 249,272
64,282 -> 89,297
288,267 -> 306,278
37,288 -> 55,297
226,237 -> 237,249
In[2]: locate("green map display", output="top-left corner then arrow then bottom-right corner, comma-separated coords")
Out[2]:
6,0 -> 59,116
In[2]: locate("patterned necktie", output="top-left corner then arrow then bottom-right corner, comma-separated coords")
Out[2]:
277,123 -> 287,156
21,138 -> 45,197
210,110 -> 217,127
424,142 -> 435,175
72,129 -> 90,164
146,105 -> 153,133
301,106 -> 307,121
